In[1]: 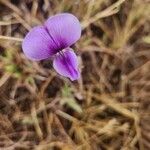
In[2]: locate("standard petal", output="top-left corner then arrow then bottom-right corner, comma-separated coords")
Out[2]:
44,13 -> 81,49
22,26 -> 58,60
53,48 -> 80,81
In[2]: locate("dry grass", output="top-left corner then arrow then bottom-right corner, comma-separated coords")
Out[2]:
0,0 -> 150,150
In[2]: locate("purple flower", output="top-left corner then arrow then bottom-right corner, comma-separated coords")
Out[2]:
22,13 -> 81,81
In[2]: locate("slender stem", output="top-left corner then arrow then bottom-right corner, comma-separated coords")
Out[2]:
0,35 -> 23,42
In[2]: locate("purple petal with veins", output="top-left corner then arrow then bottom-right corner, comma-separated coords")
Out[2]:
22,26 -> 58,60
53,48 -> 80,81
44,13 -> 81,49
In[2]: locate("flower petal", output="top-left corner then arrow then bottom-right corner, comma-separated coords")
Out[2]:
22,26 -> 58,60
53,48 -> 80,81
44,13 -> 81,49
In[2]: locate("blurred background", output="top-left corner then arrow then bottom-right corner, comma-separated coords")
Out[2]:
0,0 -> 150,149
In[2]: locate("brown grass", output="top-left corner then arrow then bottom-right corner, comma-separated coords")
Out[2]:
0,0 -> 150,150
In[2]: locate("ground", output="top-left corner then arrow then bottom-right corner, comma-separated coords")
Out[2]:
0,0 -> 150,150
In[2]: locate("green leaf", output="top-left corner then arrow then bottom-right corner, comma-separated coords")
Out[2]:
61,84 -> 82,113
